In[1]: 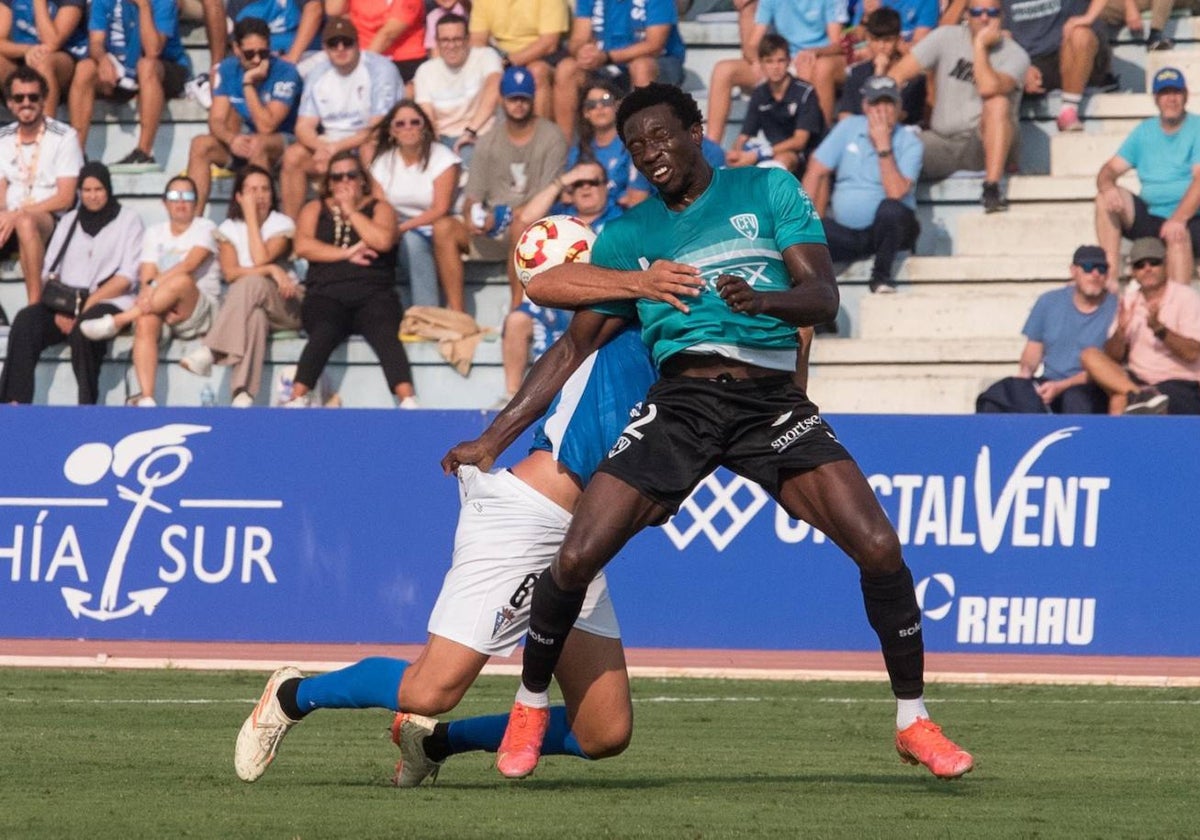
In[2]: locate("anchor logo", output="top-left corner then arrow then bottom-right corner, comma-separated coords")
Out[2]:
58,424 -> 211,621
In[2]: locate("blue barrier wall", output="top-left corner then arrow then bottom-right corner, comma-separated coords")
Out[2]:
0,409 -> 1196,656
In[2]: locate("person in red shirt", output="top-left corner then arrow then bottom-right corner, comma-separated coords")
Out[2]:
326,0 -> 427,85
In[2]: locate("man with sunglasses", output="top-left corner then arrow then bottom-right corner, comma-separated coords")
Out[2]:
186,16 -> 302,212
1095,67 -> 1200,290
280,16 -> 401,218
78,175 -> 220,406
0,65 -> 83,305
1081,237 -> 1200,414
890,0 -> 1029,213
977,244 -> 1115,413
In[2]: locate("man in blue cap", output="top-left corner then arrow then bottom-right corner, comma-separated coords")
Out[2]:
1095,66 -> 1200,289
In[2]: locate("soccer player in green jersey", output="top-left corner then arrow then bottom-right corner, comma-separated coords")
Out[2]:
496,82 -> 974,782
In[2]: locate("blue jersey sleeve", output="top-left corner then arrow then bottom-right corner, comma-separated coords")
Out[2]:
768,168 -> 826,249
1022,291 -> 1051,341
213,57 -> 242,99
912,0 -> 939,29
88,0 -> 113,33
644,0 -> 680,26
896,128 -> 924,183
813,117 -> 852,171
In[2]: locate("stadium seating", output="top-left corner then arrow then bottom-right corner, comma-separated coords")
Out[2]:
2,13 -> 1198,410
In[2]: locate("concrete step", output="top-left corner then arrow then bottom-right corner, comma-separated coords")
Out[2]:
807,364 -> 1011,414
855,284 -> 1060,340
921,172 -> 1138,203
1145,48 -> 1200,91
955,205 -> 1095,255
811,335 -> 1024,364
1049,130 -> 1129,177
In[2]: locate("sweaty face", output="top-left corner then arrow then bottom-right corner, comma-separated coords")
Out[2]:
623,104 -> 701,200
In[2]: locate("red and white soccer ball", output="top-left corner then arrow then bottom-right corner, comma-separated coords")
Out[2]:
513,214 -> 596,287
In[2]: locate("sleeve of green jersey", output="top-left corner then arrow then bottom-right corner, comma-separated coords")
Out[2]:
585,216 -> 640,320
768,168 -> 827,251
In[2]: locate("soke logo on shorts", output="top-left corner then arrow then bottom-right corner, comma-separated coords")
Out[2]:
0,424 -> 282,622
916,573 -> 1097,647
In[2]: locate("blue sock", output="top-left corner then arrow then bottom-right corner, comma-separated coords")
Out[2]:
295,656 -> 408,713
445,706 -> 588,758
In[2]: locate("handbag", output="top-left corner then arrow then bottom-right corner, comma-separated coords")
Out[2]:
40,217 -> 86,317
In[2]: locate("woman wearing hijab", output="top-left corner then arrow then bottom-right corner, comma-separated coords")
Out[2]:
0,162 -> 144,404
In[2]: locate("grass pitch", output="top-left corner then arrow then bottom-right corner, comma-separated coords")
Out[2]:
0,669 -> 1194,839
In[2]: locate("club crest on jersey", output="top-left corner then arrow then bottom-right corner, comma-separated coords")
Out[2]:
492,605 -> 516,638
730,213 -> 759,240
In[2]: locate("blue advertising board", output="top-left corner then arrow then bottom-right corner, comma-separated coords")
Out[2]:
0,409 -> 1196,656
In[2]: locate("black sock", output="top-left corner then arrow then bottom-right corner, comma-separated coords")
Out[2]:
276,677 -> 306,720
860,564 -> 924,699
424,723 -> 451,763
522,571 -> 587,694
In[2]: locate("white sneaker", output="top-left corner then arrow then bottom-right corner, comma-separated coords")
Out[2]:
125,394 -> 157,407
180,345 -> 214,377
390,713 -> 443,788
398,395 -> 420,409
80,314 -> 120,341
185,71 -> 213,109
281,392 -> 312,408
231,390 -> 255,408
234,666 -> 303,782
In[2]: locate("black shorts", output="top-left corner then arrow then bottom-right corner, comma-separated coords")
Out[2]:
101,60 -> 189,102
393,58 -> 424,84
596,372 -> 854,514
1030,33 -> 1112,93
1124,194 -> 1200,254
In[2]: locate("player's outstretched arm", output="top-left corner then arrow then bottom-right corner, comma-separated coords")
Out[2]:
716,243 -> 839,327
440,311 -> 629,474
526,260 -> 704,313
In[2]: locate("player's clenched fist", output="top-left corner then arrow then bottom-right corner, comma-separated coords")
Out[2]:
716,273 -> 762,315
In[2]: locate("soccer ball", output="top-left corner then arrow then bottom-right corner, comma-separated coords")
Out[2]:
513,214 -> 596,287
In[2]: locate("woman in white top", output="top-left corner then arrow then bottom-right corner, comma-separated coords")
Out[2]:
0,161 -> 143,404
370,100 -> 462,310
179,165 -> 302,407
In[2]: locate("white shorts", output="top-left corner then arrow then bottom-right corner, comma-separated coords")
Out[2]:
427,465 -> 620,657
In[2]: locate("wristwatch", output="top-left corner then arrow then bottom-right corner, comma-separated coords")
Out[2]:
1154,325 -> 1168,340
876,148 -> 893,158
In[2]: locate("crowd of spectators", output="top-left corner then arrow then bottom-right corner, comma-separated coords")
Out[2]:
0,0 -> 1197,409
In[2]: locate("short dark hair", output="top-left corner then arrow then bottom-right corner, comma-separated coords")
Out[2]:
757,33 -> 790,60
865,7 -> 902,38
4,64 -> 49,100
616,82 -> 703,144
436,13 -> 468,34
234,16 -> 271,45
227,164 -> 278,221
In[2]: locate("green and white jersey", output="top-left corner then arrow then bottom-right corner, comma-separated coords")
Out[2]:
591,165 -> 826,371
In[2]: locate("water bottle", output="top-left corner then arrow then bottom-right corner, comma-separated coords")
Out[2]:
199,385 -> 216,407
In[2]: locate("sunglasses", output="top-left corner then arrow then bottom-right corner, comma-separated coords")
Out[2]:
1132,257 -> 1164,269
9,92 -> 42,104
392,118 -> 423,128
967,7 -> 1002,16
328,170 -> 362,182
164,189 -> 197,202
569,178 -> 604,189
241,48 -> 271,62
326,36 -> 355,49
1075,260 -> 1108,274
584,95 -> 615,110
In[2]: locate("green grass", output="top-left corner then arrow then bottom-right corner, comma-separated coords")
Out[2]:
0,669 -> 1195,839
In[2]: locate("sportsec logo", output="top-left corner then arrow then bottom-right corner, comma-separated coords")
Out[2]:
0,424 -> 282,622
916,573 -> 1096,647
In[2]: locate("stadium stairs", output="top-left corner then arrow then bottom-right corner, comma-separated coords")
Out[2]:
1,15 -> 1197,410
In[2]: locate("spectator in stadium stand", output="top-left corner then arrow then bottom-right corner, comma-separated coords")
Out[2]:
1095,67 -> 1200,290
495,159 -> 623,407
78,175 -> 221,407
890,0 -> 1029,213
802,75 -> 922,294
178,164 -> 302,407
844,0 -> 939,45
837,8 -> 926,126
705,0 -> 844,145
185,16 -> 303,213
568,79 -> 647,209
424,0 -> 470,58
725,33 -> 824,175
178,0 -> 228,69
941,0 -> 1111,132
370,100 -> 462,309
1100,0 -> 1177,51
0,66 -> 82,304
279,16 -> 402,218
433,65 -> 566,313
1081,236 -> 1200,414
289,150 -> 418,408
413,12 -> 502,165
227,0 -> 323,72
68,0 -> 191,173
0,162 -> 142,405
469,0 -> 568,122
553,0 -> 686,140
976,244 -> 1116,414
325,0 -> 427,87
0,0 -> 87,115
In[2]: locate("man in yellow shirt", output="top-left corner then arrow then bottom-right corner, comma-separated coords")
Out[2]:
469,0 -> 568,119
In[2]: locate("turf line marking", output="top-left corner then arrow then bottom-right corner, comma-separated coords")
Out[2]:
6,696 -> 1200,707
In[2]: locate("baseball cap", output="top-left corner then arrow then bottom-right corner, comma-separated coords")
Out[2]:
322,16 -> 358,45
1071,245 -> 1107,267
501,66 -> 536,99
1129,237 -> 1166,263
1152,66 -> 1186,94
863,75 -> 901,105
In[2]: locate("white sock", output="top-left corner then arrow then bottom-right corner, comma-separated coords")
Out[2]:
1060,93 -> 1082,110
896,696 -> 930,730
515,684 -> 550,709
